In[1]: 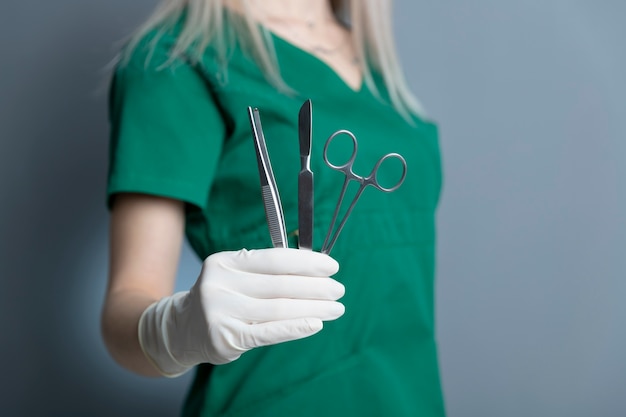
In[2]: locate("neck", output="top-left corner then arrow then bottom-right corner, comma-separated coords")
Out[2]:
243,0 -> 335,25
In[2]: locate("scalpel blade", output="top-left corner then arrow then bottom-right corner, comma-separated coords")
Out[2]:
248,107 -> 288,248
298,100 -> 314,250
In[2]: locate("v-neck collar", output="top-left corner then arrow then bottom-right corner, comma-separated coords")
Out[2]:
270,31 -> 364,94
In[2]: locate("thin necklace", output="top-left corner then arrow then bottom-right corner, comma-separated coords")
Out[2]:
269,18 -> 356,58
246,3 -> 360,66
248,1 -> 334,28
248,3 -> 349,55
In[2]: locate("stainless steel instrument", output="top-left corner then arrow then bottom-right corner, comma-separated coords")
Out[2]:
297,100 -> 314,250
248,101 -> 407,255
321,129 -> 408,254
248,106 -> 288,248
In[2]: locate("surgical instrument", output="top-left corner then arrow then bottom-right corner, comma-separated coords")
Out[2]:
248,106 -> 288,248
321,129 -> 407,254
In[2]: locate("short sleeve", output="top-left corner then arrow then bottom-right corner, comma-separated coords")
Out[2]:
106,33 -> 226,210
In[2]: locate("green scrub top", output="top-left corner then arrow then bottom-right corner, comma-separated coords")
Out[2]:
108,20 -> 445,417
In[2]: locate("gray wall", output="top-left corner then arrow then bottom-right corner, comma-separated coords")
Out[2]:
1,1 -> 623,416
397,2 -> 626,416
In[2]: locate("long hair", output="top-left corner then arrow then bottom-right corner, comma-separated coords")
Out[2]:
124,0 -> 427,120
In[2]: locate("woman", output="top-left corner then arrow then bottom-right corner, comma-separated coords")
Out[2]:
102,0 -> 445,415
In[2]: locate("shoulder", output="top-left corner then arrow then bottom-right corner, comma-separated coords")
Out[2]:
114,21 -> 231,89
109,21 -> 224,104
116,24 -> 186,78
107,21 -> 228,130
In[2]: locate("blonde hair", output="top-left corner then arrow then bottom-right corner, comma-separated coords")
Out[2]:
125,0 -> 427,120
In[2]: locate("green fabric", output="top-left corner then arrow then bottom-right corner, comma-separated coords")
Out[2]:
108,21 -> 445,417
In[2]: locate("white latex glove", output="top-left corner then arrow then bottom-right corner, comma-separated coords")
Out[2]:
138,248 -> 345,377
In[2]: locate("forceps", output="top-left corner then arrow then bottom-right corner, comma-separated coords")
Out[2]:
321,130 -> 407,254
248,106 -> 288,248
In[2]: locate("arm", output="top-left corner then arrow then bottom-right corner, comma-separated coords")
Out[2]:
103,34 -> 343,378
101,193 -> 185,377
101,195 -> 345,378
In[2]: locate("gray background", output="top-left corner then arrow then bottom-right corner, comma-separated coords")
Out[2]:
1,1 -> 624,416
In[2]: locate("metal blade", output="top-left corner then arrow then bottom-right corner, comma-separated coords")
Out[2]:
298,100 -> 314,250
248,107 -> 288,248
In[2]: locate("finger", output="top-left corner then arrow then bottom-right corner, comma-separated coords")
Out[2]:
220,248 -> 339,276
231,274 -> 345,300
235,298 -> 345,323
240,318 -> 324,350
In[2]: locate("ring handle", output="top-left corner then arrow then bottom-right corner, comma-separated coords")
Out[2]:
323,130 -> 358,172
367,153 -> 407,192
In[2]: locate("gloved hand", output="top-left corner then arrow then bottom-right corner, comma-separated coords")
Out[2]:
138,248 -> 345,377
